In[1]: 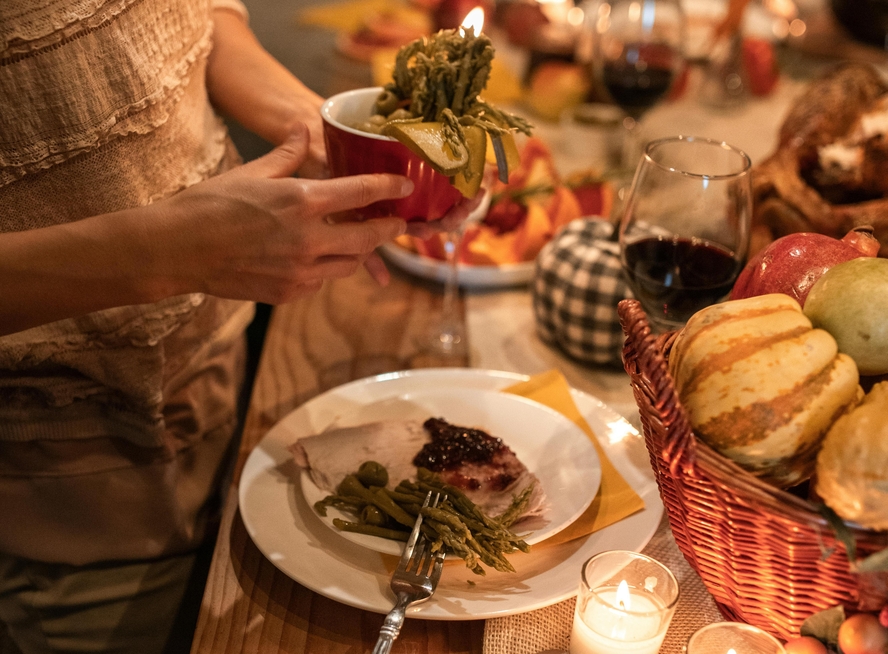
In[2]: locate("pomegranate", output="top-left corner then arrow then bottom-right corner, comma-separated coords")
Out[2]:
730,226 -> 880,306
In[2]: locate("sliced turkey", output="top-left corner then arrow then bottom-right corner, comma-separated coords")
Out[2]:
289,417 -> 546,524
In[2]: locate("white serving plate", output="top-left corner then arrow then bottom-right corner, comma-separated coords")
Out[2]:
238,368 -> 662,620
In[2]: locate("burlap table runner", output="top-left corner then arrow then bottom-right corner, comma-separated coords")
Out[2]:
483,513 -> 725,654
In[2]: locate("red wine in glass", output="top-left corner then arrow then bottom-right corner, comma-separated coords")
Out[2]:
601,43 -> 679,120
622,235 -> 743,326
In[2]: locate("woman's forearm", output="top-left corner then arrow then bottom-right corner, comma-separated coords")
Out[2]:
0,207 -> 173,336
206,9 -> 325,151
0,127 -> 415,336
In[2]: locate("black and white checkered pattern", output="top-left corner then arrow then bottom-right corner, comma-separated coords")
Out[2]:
532,218 -> 634,368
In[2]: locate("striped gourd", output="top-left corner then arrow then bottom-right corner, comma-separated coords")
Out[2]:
669,294 -> 862,488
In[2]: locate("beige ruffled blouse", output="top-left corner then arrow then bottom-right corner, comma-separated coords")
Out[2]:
0,0 -> 255,564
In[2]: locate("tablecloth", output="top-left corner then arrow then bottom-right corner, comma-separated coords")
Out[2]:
483,514 -> 725,654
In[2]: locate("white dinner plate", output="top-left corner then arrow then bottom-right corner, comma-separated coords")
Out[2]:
379,242 -> 535,289
297,387 -> 602,555
238,368 -> 663,620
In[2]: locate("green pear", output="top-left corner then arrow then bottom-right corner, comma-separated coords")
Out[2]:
804,257 -> 888,376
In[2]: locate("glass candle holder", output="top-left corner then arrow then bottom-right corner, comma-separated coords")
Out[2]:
687,622 -> 787,654
569,551 -> 679,654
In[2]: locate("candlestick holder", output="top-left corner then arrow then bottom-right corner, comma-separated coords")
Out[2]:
687,622 -> 787,654
569,550 -> 679,654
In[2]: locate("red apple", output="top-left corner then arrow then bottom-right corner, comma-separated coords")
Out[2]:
730,226 -> 880,307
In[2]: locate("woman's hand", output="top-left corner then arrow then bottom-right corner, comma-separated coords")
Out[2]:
150,123 -> 411,301
404,188 -> 490,241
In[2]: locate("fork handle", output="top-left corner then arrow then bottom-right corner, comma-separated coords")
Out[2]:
371,594 -> 411,654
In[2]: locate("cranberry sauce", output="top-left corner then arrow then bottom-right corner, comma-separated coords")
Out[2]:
413,417 -> 505,471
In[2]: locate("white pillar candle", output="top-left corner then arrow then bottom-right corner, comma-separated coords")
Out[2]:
569,551 -> 679,654
570,581 -> 670,654
687,622 -> 787,654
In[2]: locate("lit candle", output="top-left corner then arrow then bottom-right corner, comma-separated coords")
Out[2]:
460,6 -> 485,35
570,552 -> 679,654
687,622 -> 787,654
434,1 -> 483,34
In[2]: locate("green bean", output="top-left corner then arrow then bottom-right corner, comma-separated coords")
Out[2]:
330,474 -> 417,528
313,495 -> 365,517
497,482 -> 535,528
422,506 -> 471,539
317,461 -> 534,575
384,488 -> 425,505
332,519 -> 409,541
370,488 -> 416,529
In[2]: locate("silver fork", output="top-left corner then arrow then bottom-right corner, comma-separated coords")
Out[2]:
371,491 -> 446,654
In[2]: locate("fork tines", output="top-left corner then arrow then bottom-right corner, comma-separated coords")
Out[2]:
397,490 -> 441,571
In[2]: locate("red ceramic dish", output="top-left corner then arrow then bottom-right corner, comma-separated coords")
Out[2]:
321,87 -> 463,222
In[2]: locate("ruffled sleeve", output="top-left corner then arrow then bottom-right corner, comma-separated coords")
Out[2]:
212,0 -> 249,21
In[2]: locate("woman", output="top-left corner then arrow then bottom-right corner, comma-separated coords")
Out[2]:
0,1 -> 475,652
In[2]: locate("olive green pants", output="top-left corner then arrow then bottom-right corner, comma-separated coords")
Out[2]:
0,537 -> 213,654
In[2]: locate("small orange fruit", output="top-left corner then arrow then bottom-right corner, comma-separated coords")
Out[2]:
838,613 -> 888,654
784,636 -> 828,654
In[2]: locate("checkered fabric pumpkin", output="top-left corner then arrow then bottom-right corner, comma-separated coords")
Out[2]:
532,218 -> 633,367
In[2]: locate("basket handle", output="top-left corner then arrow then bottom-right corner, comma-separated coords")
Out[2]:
618,299 -> 697,476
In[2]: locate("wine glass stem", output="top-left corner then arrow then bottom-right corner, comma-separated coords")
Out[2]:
441,229 -> 461,328
610,116 -> 643,224
621,115 -> 642,169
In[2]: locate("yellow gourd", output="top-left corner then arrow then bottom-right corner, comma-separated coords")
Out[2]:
816,381 -> 888,530
669,294 -> 862,488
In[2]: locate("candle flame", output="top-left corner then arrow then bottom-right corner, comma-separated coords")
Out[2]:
728,649 -> 737,654
616,580 -> 632,611
460,7 -> 485,35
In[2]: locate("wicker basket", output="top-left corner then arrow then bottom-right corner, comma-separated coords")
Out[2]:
618,299 -> 888,641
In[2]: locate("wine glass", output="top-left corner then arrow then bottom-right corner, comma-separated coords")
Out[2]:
590,0 -> 685,167
422,190 -> 491,359
619,135 -> 752,332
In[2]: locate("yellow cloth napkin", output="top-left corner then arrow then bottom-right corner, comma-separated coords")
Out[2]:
296,0 -> 399,33
502,369 -> 645,546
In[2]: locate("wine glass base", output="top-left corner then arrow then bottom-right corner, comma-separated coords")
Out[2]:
419,322 -> 467,359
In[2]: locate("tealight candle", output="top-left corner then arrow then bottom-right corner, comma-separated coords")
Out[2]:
569,551 -> 679,654
687,622 -> 787,654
